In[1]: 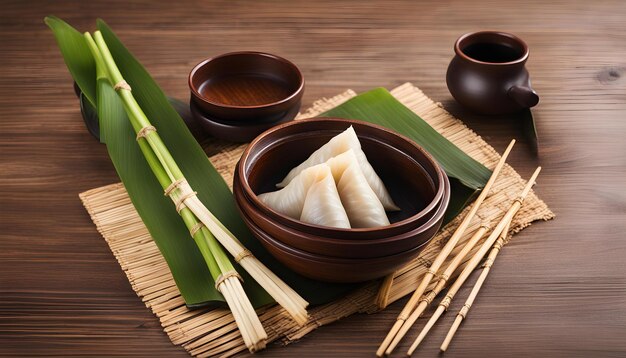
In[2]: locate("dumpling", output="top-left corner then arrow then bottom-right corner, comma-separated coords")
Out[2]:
300,171 -> 351,229
258,163 -> 330,219
276,126 -> 400,211
327,150 -> 390,228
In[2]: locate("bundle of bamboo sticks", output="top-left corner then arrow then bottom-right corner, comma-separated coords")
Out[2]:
376,140 -> 543,356
87,30 -> 308,352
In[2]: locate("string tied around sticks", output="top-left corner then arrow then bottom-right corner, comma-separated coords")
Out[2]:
136,126 -> 157,141
419,290 -> 437,305
214,270 -> 243,290
189,222 -> 205,237
113,80 -> 131,91
234,249 -> 254,263
493,238 -> 505,251
513,195 -> 526,206
164,179 -> 187,196
175,190 -> 198,213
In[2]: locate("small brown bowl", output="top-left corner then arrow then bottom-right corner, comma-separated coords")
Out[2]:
236,118 -> 446,240
234,169 -> 449,259
244,213 -> 431,283
190,100 -> 299,142
189,51 -> 304,122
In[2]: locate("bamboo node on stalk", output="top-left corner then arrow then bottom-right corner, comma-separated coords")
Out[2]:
164,179 -> 186,196
459,304 -> 471,318
441,296 -> 452,310
113,79 -> 132,91
234,249 -> 253,263
419,290 -> 437,305
479,222 -> 491,230
215,270 -> 243,290
189,222 -> 205,237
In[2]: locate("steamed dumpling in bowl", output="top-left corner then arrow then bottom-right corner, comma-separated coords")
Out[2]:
326,150 -> 390,228
300,170 -> 351,229
276,126 -> 400,211
259,149 -> 390,229
258,163 -> 331,219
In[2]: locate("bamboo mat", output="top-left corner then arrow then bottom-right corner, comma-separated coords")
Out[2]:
79,83 -> 554,357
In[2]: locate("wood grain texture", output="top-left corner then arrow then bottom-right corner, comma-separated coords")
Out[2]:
1,0 -> 625,357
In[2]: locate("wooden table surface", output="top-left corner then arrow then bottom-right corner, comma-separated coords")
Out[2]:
1,0 -> 625,356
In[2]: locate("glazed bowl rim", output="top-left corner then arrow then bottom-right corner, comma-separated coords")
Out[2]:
188,51 -> 305,109
454,31 -> 529,66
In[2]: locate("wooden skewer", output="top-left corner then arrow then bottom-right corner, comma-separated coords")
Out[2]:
440,220 -> 511,352
383,222 -> 490,354
376,139 -> 515,357
406,167 -> 541,356
376,273 -> 396,310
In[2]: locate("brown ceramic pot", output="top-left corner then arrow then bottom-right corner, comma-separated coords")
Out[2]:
236,118 -> 446,240
446,31 -> 539,115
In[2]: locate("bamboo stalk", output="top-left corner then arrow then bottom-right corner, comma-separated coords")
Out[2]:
90,31 -> 309,327
440,219 -> 511,352
383,222 -> 490,354
376,139 -> 515,357
406,167 -> 541,355
86,31 -> 301,351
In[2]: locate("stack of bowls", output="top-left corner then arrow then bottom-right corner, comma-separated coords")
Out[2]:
233,118 -> 451,283
188,51 -> 304,142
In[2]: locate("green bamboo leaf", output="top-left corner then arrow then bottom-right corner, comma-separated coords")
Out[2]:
323,88 -> 491,189
322,88 -> 492,220
96,19 -> 358,306
44,16 -> 97,107
520,108 -> 539,156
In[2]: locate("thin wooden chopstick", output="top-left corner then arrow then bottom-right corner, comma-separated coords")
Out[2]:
406,167 -> 541,356
383,222 -> 490,354
376,139 -> 515,357
439,220 -> 511,352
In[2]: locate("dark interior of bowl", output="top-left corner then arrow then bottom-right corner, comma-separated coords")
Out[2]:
247,128 -> 437,225
191,53 -> 302,107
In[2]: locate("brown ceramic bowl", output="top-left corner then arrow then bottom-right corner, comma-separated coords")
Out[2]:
190,100 -> 300,142
189,51 -> 304,122
236,118 -> 446,240
243,211 -> 431,283
234,169 -> 449,258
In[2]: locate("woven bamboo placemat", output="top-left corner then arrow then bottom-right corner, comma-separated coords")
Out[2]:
79,83 -> 554,357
